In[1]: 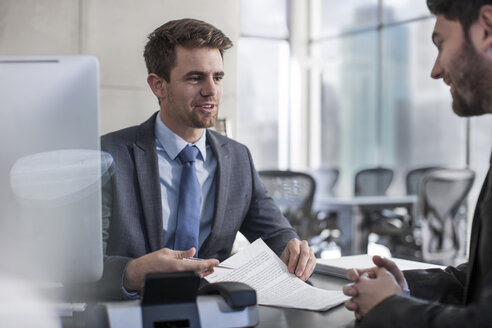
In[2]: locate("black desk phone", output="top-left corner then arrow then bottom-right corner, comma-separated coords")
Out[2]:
141,271 -> 258,328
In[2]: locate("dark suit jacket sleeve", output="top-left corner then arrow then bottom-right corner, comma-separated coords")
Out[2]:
359,290 -> 492,328
98,168 -> 138,300
238,147 -> 298,256
403,263 -> 468,305
69,158 -> 139,301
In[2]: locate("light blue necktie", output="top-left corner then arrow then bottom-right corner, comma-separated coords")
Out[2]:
174,145 -> 201,254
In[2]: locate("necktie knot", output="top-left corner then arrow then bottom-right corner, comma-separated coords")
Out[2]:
178,145 -> 199,164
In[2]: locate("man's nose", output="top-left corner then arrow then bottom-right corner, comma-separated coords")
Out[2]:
431,57 -> 443,79
200,76 -> 218,97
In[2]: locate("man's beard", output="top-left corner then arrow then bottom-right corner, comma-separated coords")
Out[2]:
189,109 -> 218,129
448,39 -> 492,117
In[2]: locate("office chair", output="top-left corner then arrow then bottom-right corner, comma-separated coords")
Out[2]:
418,168 -> 475,265
406,166 -> 444,195
354,167 -> 394,196
258,170 -> 317,240
308,167 -> 339,197
354,167 -> 398,252
307,166 -> 340,232
307,167 -> 341,253
370,166 -> 445,259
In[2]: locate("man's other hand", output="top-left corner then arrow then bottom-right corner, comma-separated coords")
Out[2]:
371,255 -> 406,289
280,238 -> 316,281
123,247 -> 219,291
346,267 -> 403,318
343,255 -> 407,319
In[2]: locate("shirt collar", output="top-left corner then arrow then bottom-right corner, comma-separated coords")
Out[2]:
154,113 -> 207,161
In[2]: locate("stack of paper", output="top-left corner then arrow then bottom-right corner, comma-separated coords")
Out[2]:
315,254 -> 446,278
206,239 -> 349,311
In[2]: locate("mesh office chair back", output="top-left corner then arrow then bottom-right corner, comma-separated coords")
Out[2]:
258,170 -> 316,239
308,167 -> 339,197
406,166 -> 444,195
354,167 -> 394,196
419,168 -> 475,265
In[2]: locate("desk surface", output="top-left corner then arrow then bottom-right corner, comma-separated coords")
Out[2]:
257,273 -> 355,328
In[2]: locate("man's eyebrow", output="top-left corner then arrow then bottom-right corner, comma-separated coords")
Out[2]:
185,71 -> 205,77
184,70 -> 225,77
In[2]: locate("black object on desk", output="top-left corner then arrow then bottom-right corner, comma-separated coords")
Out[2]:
140,271 -> 258,328
199,281 -> 256,310
141,271 -> 201,328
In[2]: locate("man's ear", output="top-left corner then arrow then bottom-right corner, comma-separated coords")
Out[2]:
147,73 -> 167,100
476,5 -> 492,55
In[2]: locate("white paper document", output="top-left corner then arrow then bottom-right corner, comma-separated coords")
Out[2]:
205,239 -> 349,311
315,254 -> 446,278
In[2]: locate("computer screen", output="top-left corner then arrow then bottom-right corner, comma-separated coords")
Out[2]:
0,55 -> 105,284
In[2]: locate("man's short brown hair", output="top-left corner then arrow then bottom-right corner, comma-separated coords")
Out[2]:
427,0 -> 492,38
144,18 -> 233,82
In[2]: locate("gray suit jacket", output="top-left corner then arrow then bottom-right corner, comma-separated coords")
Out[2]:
359,153 -> 492,327
98,112 -> 298,299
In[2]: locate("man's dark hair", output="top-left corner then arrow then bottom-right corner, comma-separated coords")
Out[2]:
144,18 -> 233,82
427,0 -> 492,37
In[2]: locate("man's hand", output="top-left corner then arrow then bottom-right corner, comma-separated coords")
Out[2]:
345,267 -> 403,318
123,247 -> 219,292
343,268 -> 373,320
371,255 -> 406,289
343,255 -> 406,319
280,238 -> 316,281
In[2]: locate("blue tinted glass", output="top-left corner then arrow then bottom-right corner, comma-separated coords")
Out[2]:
318,0 -> 379,38
236,38 -> 290,169
380,19 -> 467,192
382,0 -> 431,24
241,0 -> 289,38
318,31 -> 379,196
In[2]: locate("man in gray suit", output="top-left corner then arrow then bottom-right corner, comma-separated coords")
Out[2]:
99,18 -> 316,299
343,0 -> 492,326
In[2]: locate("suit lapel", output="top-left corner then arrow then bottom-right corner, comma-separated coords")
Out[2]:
202,130 -> 230,247
134,113 -> 162,252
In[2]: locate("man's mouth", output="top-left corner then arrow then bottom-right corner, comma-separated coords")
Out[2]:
443,76 -> 454,94
196,104 -> 215,112
443,76 -> 451,86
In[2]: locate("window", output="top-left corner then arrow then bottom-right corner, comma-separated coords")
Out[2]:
309,0 -> 491,198
237,0 -> 290,170
238,0 -> 492,205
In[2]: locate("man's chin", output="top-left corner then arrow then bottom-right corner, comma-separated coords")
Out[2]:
452,101 -> 485,117
191,116 -> 217,129
452,105 -> 470,117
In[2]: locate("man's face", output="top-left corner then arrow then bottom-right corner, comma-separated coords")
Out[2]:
431,15 -> 491,117
160,46 -> 224,138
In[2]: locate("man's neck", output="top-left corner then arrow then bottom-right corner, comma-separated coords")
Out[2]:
159,114 -> 204,144
178,129 -> 205,144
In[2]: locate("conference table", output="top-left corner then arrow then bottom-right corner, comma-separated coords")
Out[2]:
314,195 -> 418,255
257,273 -> 355,328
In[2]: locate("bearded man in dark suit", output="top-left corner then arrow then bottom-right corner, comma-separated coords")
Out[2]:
343,1 -> 492,327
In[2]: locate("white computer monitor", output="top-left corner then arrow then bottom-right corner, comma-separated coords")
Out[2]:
0,55 -> 105,284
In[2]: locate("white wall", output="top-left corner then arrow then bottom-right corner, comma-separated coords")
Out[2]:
0,0 -> 240,135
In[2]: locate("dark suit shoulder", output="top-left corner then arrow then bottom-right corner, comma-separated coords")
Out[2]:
101,113 -> 157,152
101,125 -> 140,149
206,129 -> 250,153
